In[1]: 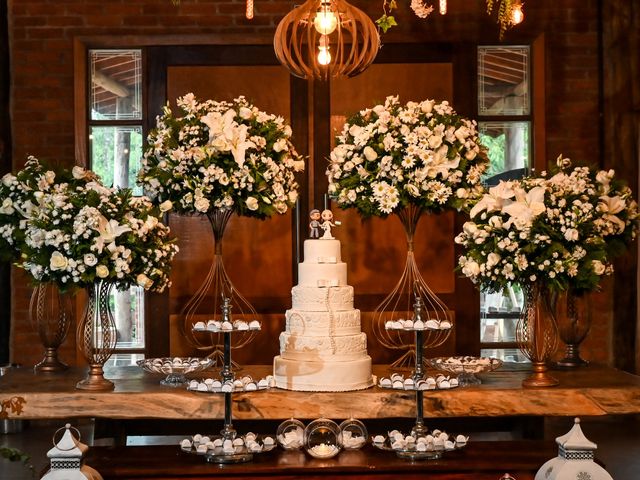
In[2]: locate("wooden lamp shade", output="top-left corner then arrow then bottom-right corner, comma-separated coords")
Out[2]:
274,0 -> 380,80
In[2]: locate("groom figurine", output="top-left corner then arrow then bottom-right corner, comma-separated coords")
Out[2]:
309,209 -> 322,239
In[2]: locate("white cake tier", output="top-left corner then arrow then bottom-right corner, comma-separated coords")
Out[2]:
291,286 -> 354,311
279,332 -> 368,361
273,355 -> 373,392
285,309 -> 361,336
303,239 -> 341,264
298,262 -> 347,287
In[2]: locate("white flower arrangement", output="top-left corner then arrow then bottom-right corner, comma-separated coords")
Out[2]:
16,167 -> 179,293
0,156 -> 100,262
138,93 -> 305,218
456,155 -> 639,294
326,96 -> 489,217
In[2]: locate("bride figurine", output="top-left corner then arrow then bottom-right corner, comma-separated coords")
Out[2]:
320,209 -> 341,239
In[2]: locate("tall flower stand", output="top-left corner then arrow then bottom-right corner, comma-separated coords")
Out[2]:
76,282 -> 117,391
30,283 -> 73,373
517,283 -> 559,388
181,209 -> 258,368
373,206 -> 453,369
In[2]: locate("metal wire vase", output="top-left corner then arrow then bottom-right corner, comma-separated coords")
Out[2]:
76,281 -> 117,391
181,209 -> 258,367
553,289 -> 591,368
372,205 -> 453,369
516,283 -> 559,388
29,283 -> 73,373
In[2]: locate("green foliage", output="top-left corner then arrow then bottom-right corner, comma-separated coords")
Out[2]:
0,447 -> 33,476
376,14 -> 398,33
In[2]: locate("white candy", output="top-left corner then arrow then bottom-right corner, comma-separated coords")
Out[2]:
233,379 -> 244,388
379,378 -> 392,388
223,439 -> 233,450
392,432 -> 404,441
445,440 -> 456,450
201,436 -> 210,444
413,320 -> 425,329
385,321 -> 394,329
197,383 -> 208,392
189,380 -> 199,389
404,320 -> 414,328
257,379 -> 269,389
455,435 -> 469,445
416,437 -> 427,444
236,322 -> 249,331
373,435 -> 385,443
233,438 -> 244,446
205,441 -> 215,450
450,378 -> 459,387
221,382 -> 233,392
242,376 -> 253,384
180,439 -> 192,449
249,443 -> 262,452
405,435 -> 416,444
245,432 -> 256,442
416,442 -> 427,451
211,380 -> 222,388
390,373 -> 403,382
392,380 -> 404,389
221,321 -> 233,331
204,378 -> 214,386
263,436 -> 275,445
193,321 -> 206,331
425,319 -> 439,330
206,320 -> 218,331
438,380 -> 451,389
391,440 -> 405,450
440,320 -> 452,329
196,444 -> 207,454
193,434 -> 202,443
249,320 -> 261,330
213,439 -> 223,447
403,378 -> 415,388
245,382 -> 257,391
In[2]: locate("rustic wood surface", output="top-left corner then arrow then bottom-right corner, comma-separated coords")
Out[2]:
84,441 -> 556,480
2,365 -> 640,420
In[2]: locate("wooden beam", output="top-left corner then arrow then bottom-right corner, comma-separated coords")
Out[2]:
93,70 -> 130,98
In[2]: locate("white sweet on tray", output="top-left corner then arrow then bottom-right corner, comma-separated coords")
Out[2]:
188,374 -> 273,393
384,318 -> 452,331
193,319 -> 261,332
378,373 -> 458,390
373,430 -> 469,452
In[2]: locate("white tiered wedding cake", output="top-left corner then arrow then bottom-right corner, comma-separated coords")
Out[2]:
273,238 -> 374,391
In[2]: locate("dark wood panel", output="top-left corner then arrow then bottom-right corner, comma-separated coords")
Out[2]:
85,442 -> 554,480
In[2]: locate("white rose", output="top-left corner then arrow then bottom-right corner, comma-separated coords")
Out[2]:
83,253 -> 98,267
564,228 -> 579,242
194,197 -> 210,213
96,265 -> 109,278
486,252 -> 501,268
273,138 -> 288,153
405,184 -> 420,197
239,107 -> 252,119
421,100 -> 434,113
465,149 -> 477,160
592,260 -> 606,275
44,170 -> 56,184
2,173 -> 16,186
50,251 -> 68,271
347,190 -> 357,202
462,221 -> 478,236
363,146 -> 378,161
428,135 -> 443,149
136,273 -> 154,289
275,201 -> 288,214
456,188 -> 469,199
159,200 -> 173,213
72,166 -> 87,179
246,196 -> 259,211
0,198 -> 14,215
461,260 -> 481,278
293,160 -> 305,172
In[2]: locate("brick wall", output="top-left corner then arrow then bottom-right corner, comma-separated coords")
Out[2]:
7,0 -> 605,367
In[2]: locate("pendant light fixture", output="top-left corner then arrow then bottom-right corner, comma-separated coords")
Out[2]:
274,0 -> 380,80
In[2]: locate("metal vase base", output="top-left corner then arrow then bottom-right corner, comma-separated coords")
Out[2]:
522,362 -> 559,388
555,344 -> 589,368
76,365 -> 115,391
34,348 -> 68,373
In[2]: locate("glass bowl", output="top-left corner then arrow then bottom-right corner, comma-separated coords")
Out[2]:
304,418 -> 342,459
339,418 -> 368,450
426,356 -> 503,386
137,357 -> 212,386
276,418 -> 305,450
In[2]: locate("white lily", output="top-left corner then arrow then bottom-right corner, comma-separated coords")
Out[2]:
469,181 -> 516,218
502,186 -> 546,229
229,124 -> 255,168
93,215 -> 131,253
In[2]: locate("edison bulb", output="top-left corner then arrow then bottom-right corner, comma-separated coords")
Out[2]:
314,10 -> 338,35
317,46 -> 332,66
511,3 -> 524,25
439,0 -> 447,15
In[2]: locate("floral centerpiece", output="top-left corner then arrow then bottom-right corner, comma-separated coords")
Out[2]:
326,95 -> 489,367
138,93 -> 304,218
456,155 -> 639,383
456,156 -> 638,294
327,95 -> 487,216
138,93 -> 304,359
19,174 -> 178,294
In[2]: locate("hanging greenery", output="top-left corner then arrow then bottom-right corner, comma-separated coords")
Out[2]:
377,0 -> 523,37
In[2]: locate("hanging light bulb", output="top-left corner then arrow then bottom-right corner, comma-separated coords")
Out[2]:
511,1 -> 524,25
246,0 -> 254,20
439,0 -> 447,15
313,0 -> 338,35
317,36 -> 332,66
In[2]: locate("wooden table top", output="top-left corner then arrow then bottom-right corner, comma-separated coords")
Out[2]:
2,364 -> 640,420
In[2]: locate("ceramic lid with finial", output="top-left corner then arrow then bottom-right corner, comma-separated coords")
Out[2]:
47,423 -> 88,459
535,417 -> 613,480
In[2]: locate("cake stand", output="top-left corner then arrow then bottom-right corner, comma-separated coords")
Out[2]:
374,294 -> 469,459
426,356 -> 503,386
184,296 -> 269,464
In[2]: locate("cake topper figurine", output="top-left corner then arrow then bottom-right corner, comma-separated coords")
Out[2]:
320,209 -> 341,239
309,209 -> 322,239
